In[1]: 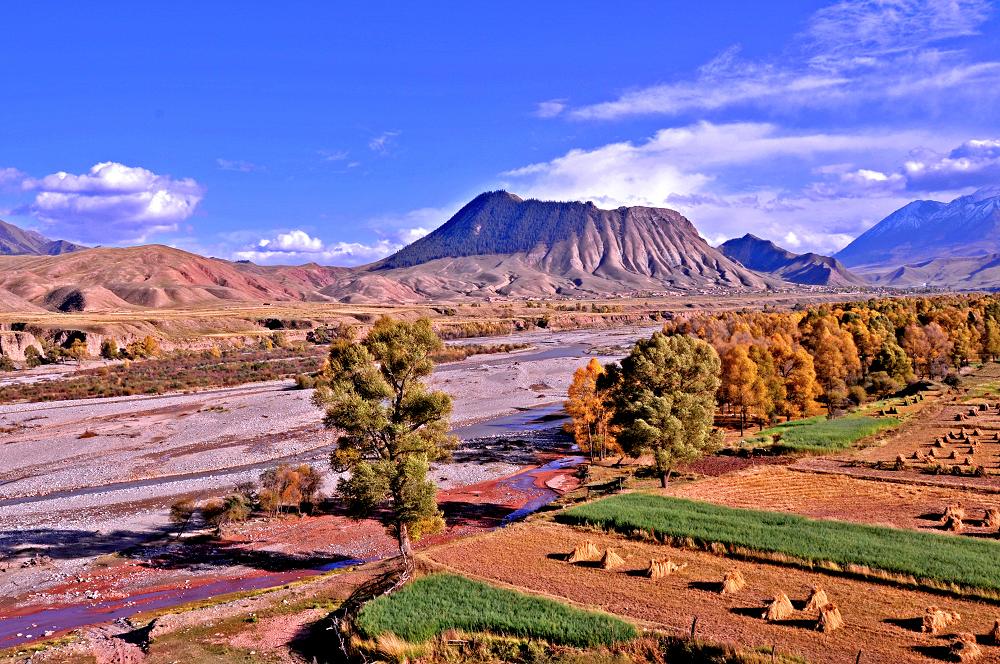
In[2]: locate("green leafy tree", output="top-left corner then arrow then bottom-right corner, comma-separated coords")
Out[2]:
983,318 -> 1000,362
871,340 -> 913,384
314,317 -> 455,564
24,345 -> 43,368
603,332 -> 722,488
100,338 -> 120,360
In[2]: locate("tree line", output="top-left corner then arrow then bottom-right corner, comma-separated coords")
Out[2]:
566,294 -> 1000,475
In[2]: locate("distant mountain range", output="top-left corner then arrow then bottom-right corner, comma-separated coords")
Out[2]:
718,234 -> 866,287
0,219 -> 85,256
7,186 -> 1000,313
836,187 -> 1000,268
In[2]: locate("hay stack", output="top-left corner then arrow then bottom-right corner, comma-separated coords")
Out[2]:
979,403 -> 989,411
817,603 -> 844,633
721,570 -> 746,594
763,592 -> 794,622
911,450 -> 921,460
949,450 -> 958,460
969,408 -> 978,417
922,607 -> 961,634
646,559 -> 685,579
956,414 -> 966,422
949,633 -> 982,662
928,448 -> 937,458
986,509 -> 1000,529
965,456 -> 975,466
804,586 -> 829,612
990,619 -> 1000,645
599,548 -> 624,570
973,428 -> 982,436
946,515 -> 965,532
943,505 -> 966,523
566,541 -> 601,563
935,439 -> 946,448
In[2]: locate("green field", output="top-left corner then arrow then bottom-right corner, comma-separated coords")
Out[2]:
560,494 -> 1000,592
744,413 -> 899,453
356,573 -> 637,647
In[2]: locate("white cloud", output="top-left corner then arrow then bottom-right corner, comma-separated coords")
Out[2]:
902,139 -> 1000,189
257,229 -> 325,252
21,162 -> 204,243
500,121 -> 954,254
568,0 -> 999,120
234,224 -> 437,267
216,158 -> 262,173
534,99 -> 567,118
0,167 -> 24,189
318,149 -> 349,162
368,131 -> 401,154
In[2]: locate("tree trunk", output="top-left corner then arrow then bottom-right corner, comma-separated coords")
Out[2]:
397,522 -> 414,563
660,468 -> 672,488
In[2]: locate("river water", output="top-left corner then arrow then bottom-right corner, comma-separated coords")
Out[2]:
0,402 -> 579,650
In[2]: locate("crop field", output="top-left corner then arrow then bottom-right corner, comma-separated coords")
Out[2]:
560,493 -> 1000,593
668,466 -> 1000,535
424,521 -> 1000,664
356,573 -> 637,647
743,412 -> 900,453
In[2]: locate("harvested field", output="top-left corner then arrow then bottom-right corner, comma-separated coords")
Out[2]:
559,493 -> 1000,594
667,465 -> 1000,535
423,521 -> 1000,664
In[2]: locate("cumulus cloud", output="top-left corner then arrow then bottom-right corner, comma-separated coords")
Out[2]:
21,162 -> 204,243
368,131 -> 401,154
0,167 -> 24,189
568,0 -> 998,120
234,224 -> 436,267
902,139 -> 1000,190
500,121 -> 953,254
216,158 -> 262,173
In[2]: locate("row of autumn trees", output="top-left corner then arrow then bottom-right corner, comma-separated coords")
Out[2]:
666,294 -> 1000,432
567,294 -> 1000,466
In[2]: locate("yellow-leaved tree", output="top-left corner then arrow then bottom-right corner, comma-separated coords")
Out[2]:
565,358 -> 618,461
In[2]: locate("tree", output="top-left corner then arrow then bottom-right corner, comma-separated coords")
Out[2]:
871,340 -> 913,384
603,332 -> 721,488
984,318 -> 1000,362
24,345 -> 43,368
805,318 -> 860,413
100,339 -> 120,360
720,345 -> 757,435
748,345 -> 785,428
565,358 -> 617,461
314,317 -> 454,565
168,498 -> 197,538
782,347 -> 822,418
66,339 -> 90,363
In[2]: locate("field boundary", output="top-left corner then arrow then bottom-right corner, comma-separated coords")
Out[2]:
788,459 -> 1000,495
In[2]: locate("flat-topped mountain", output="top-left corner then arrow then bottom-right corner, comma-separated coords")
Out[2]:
719,234 -> 866,287
358,191 -> 773,298
0,219 -> 86,256
836,187 -> 1000,268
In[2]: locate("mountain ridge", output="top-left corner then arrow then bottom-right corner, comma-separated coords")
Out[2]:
0,219 -> 86,256
836,187 -> 1000,268
719,234 -> 866,287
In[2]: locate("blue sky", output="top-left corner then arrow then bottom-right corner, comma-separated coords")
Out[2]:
2,1 -> 999,264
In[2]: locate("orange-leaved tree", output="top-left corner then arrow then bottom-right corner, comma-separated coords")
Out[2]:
565,358 -> 618,461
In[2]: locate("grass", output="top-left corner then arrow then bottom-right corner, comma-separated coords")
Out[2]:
743,412 -> 899,453
560,493 -> 1000,593
355,574 -> 637,647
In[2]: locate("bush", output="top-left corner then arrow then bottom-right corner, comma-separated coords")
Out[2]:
944,372 -> 961,388
0,355 -> 15,372
100,339 -> 120,360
